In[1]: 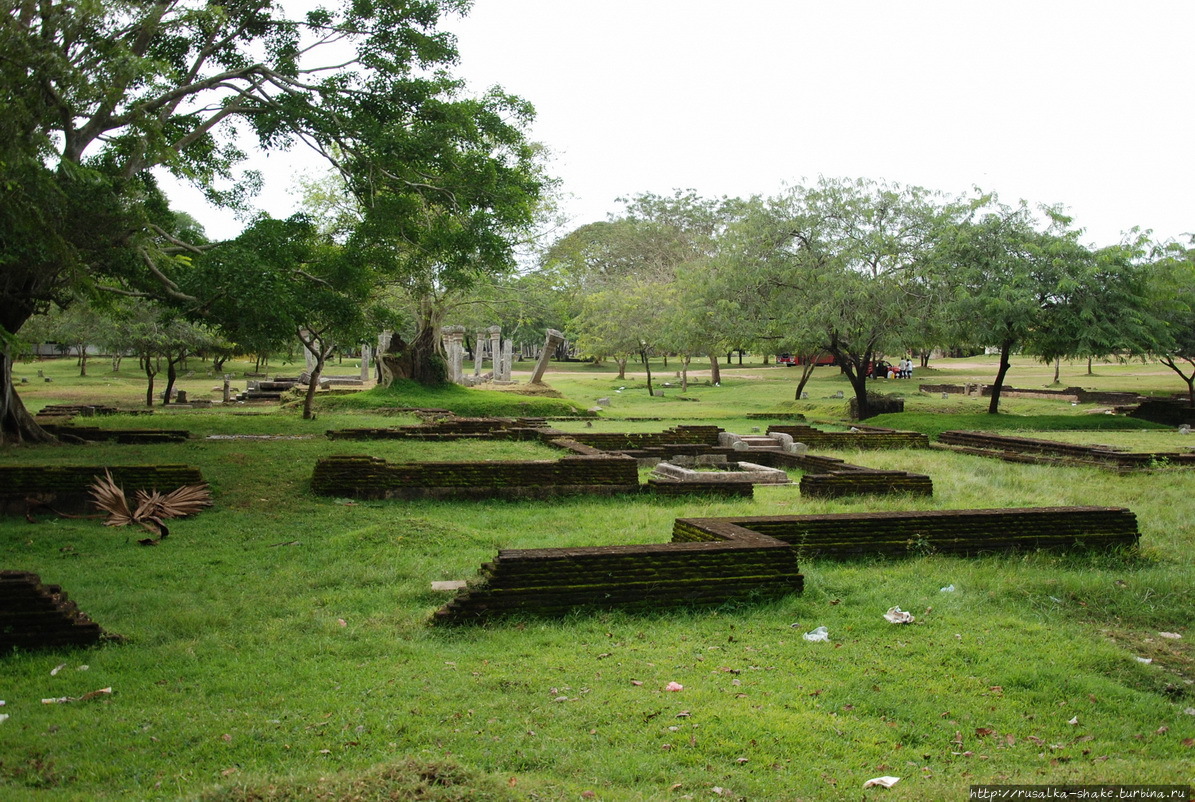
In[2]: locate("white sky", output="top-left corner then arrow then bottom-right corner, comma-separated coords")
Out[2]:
180,0 -> 1195,248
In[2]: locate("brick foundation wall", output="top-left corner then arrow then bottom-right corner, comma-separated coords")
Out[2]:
312,454 -> 640,500
0,571 -> 118,650
1,465 -> 207,516
433,528 -> 802,624
936,431 -> 1195,468
673,507 -> 1139,559
767,425 -> 929,450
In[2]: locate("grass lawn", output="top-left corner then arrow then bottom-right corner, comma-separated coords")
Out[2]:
1,354 -> 1192,800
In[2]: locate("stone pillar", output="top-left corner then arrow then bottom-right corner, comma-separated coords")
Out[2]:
474,330 -> 486,377
500,339 -> 513,381
442,325 -> 466,384
301,331 -> 316,372
487,326 -> 502,382
222,374 -> 232,403
359,344 -> 371,382
530,328 -> 565,384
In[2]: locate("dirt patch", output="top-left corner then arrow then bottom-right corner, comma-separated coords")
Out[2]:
474,382 -> 563,398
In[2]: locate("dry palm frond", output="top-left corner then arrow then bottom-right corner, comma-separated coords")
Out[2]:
153,483 -> 212,518
89,470 -> 134,528
89,472 -> 212,540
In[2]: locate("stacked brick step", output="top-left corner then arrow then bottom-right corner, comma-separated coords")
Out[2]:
767,425 -> 930,449
672,507 -> 1139,559
936,431 -> 1195,469
1,465 -> 207,516
433,540 -> 802,624
0,572 -> 118,650
749,451 -> 933,497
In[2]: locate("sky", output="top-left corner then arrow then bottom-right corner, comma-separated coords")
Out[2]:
177,0 -> 1195,248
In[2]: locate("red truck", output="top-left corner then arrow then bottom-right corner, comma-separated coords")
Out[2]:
776,353 -> 836,367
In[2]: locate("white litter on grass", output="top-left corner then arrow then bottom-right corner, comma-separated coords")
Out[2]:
940,584 -> 955,593
1158,632 -> 1182,639
884,607 -> 915,624
802,626 -> 829,642
50,663 -> 66,676
863,776 -> 901,789
1135,657 -> 1153,664
0,714 -> 8,724
1184,708 -> 1195,716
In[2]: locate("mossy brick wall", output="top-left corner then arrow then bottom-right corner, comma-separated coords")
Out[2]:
0,571 -> 117,650
312,454 -> 639,500
672,506 -> 1139,560
38,425 -> 189,444
433,531 -> 802,624
1,465 -> 206,516
1129,399 -> 1195,427
798,471 -> 933,498
746,451 -> 933,497
937,431 -> 1195,468
644,479 -> 754,499
327,417 -> 548,441
559,425 -> 723,451
767,425 -> 929,450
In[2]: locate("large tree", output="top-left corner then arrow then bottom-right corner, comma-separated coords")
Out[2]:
932,201 -> 1161,413
0,0 -> 541,443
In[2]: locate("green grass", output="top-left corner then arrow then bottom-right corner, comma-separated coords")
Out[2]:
316,379 -> 591,418
2,355 -> 1193,800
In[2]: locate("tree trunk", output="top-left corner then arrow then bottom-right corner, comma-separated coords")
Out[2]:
708,354 -> 721,385
378,298 -> 448,386
298,331 -> 334,420
681,355 -> 690,391
762,354 -> 770,366
0,341 -> 57,445
738,350 -> 743,365
78,344 -> 88,377
794,360 -> 817,401
143,355 -> 158,408
163,352 -> 185,405
616,357 -> 627,380
1052,356 -> 1061,385
988,341 -> 1014,414
1159,356 -> 1195,407
1087,356 -> 1093,375
920,350 -> 930,369
641,349 -> 654,396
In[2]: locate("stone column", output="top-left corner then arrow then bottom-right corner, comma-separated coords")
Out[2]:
359,344 -> 371,382
442,325 -> 466,384
487,326 -> 502,381
301,330 -> 316,373
500,339 -> 514,381
474,330 -> 486,377
530,328 -> 565,384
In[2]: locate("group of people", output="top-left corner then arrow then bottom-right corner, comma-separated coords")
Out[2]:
869,357 -> 914,380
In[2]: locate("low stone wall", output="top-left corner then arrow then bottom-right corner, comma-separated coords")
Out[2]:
767,425 -> 929,450
936,431 -> 1195,469
557,425 -> 723,451
38,425 -> 189,444
672,506 -> 1139,560
311,454 -> 640,500
1128,399 -> 1195,427
433,528 -> 802,624
1,465 -> 207,516
326,417 -> 548,441
0,571 -> 119,650
921,384 -> 1143,405
745,451 -> 932,497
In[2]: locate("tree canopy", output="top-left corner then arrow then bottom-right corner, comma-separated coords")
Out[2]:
0,0 -> 544,442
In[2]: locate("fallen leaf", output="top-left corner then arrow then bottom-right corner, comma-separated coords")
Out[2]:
41,687 -> 113,704
665,682 -> 683,692
736,757 -> 748,764
50,663 -> 66,676
661,743 -> 673,751
507,777 -> 517,787
975,728 -> 994,737
221,768 -> 238,777
1158,632 -> 1182,639
1067,717 -> 1079,726
1156,726 -> 1169,735
337,619 -> 347,627
863,776 -> 901,788
581,792 -> 595,799
222,733 -> 232,742
1182,738 -> 1193,747
631,680 -> 643,687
